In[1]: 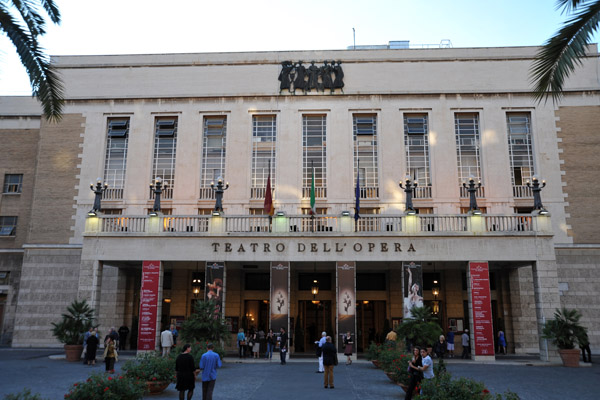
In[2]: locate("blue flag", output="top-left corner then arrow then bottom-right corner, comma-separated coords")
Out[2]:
355,168 -> 360,221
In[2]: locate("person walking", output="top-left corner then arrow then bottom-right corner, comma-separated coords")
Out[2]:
265,328 -> 275,360
199,343 -> 222,400
405,346 -> 422,400
446,328 -> 455,358
322,336 -> 337,389
343,331 -> 353,365
85,329 -> 99,366
103,337 -> 117,373
316,331 -> 326,373
433,335 -> 446,359
497,330 -> 507,355
176,344 -> 198,400
170,324 -> 179,346
161,327 -> 174,357
237,328 -> 246,359
279,327 -> 288,365
461,329 -> 470,359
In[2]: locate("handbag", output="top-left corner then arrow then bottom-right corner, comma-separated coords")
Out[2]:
240,340 -> 246,346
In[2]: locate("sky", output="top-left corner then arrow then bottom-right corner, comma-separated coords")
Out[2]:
0,0 -> 597,95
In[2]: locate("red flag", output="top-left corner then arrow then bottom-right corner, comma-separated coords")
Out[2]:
264,173 -> 274,216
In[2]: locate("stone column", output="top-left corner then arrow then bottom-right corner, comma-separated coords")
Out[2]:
532,259 -> 561,362
78,259 -> 103,321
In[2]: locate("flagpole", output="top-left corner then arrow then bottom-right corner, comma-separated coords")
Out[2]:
310,160 -> 315,233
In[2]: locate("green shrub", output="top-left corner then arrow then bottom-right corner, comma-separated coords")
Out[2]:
3,389 -> 48,400
63,373 -> 144,400
122,352 -> 176,383
180,300 -> 230,345
417,372 -> 520,400
173,341 -> 226,363
51,299 -> 95,345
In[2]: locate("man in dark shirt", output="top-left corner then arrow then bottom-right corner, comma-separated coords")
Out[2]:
322,336 -> 337,389
279,327 -> 288,365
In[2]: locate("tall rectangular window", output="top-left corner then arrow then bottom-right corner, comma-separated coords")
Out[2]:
200,116 -> 227,199
103,118 -> 129,200
251,115 -> 276,199
151,117 -> 178,199
353,114 -> 379,199
404,114 -> 431,198
3,174 -> 23,194
455,113 -> 484,197
303,115 -> 326,199
0,216 -> 17,236
507,113 -> 535,197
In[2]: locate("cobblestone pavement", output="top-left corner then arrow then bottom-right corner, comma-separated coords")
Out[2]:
0,349 -> 598,400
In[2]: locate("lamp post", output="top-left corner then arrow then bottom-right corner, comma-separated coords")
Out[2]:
191,272 -> 202,298
526,176 -> 548,214
399,174 -> 418,214
463,176 -> 482,215
89,178 -> 108,215
149,177 -> 166,215
210,177 -> 229,213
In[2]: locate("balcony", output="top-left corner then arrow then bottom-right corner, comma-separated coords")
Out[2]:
85,213 -> 548,236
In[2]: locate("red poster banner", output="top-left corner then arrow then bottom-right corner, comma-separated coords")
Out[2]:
469,262 -> 495,356
138,260 -> 161,351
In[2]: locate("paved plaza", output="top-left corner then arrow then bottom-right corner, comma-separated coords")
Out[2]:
0,349 -> 598,399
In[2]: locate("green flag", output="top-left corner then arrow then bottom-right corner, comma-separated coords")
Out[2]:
310,165 -> 316,215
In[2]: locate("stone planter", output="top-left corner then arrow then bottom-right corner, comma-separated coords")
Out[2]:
64,344 -> 83,362
385,372 -> 396,383
372,360 -> 380,368
145,381 -> 170,394
558,349 -> 580,367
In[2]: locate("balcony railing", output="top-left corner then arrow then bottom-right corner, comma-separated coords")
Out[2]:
513,185 -> 533,198
301,187 -> 327,199
199,187 -> 215,200
88,214 -> 542,235
460,185 -> 485,199
413,186 -> 432,199
149,187 -> 173,200
102,188 -> 123,200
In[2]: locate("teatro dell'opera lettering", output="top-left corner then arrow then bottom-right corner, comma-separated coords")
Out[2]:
211,241 -> 416,254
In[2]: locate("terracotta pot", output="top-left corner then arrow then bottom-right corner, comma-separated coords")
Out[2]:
145,381 -> 170,394
399,383 -> 409,393
385,372 -> 396,382
64,344 -> 83,362
372,360 -> 380,368
558,349 -> 580,367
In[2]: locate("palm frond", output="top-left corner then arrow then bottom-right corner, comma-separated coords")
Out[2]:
39,0 -> 60,23
12,0 -> 47,40
557,0 -> 588,14
530,1 -> 600,103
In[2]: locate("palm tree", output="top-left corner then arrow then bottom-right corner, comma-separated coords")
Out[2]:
531,0 -> 600,102
0,0 -> 64,121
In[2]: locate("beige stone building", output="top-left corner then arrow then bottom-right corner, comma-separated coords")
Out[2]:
0,44 -> 598,361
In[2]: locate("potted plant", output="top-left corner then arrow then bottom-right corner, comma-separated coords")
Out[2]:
179,300 -> 230,346
51,299 -> 95,362
395,305 -> 443,350
122,352 -> 176,394
64,373 -> 145,400
542,308 -> 586,367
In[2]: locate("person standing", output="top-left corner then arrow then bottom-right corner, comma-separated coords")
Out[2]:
170,324 -> 179,346
385,329 -> 398,346
343,331 -> 353,365
405,346 -> 422,400
161,327 -> 174,357
176,344 -> 198,400
433,335 -> 446,359
446,328 -> 455,358
199,343 -> 222,400
322,336 -> 337,389
103,337 -> 117,373
279,327 -> 288,365
497,330 -> 507,355
420,347 -> 434,380
118,325 -> 129,351
316,331 -> 326,373
85,330 -> 99,366
265,328 -> 275,360
461,329 -> 470,359
237,328 -> 246,359
251,330 -> 260,359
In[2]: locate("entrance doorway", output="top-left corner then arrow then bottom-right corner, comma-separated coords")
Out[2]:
297,300 -> 332,352
356,300 -> 386,352
244,300 -> 269,332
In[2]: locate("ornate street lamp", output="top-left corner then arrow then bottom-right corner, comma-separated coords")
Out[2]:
399,174 -> 418,215
311,262 -> 319,303
149,177 -> 167,216
210,177 -> 229,213
526,176 -> 548,214
191,272 -> 202,298
463,176 -> 482,215
89,178 -> 108,216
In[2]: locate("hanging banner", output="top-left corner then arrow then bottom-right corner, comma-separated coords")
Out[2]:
205,262 -> 225,316
403,261 -> 423,319
138,260 -> 161,351
270,262 -> 289,332
337,261 -> 356,352
469,261 -> 495,356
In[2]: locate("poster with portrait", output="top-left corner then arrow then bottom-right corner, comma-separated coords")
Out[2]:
270,262 -> 289,332
337,262 -> 356,352
402,261 -> 423,319
205,262 -> 225,316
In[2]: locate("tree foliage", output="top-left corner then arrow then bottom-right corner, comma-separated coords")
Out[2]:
531,0 -> 600,103
179,300 -> 230,344
0,0 -> 64,121
51,299 -> 96,345
395,305 -> 443,348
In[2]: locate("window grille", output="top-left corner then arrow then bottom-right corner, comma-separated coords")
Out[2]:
0,216 -> 17,236
200,116 -> 227,199
507,113 -> 535,188
151,117 -> 177,199
103,118 -> 129,198
404,114 -> 431,192
303,115 -> 327,199
455,113 -> 483,186
3,174 -> 23,194
251,116 -> 276,199
353,115 -> 379,199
